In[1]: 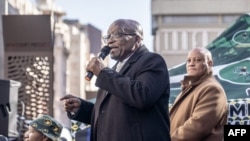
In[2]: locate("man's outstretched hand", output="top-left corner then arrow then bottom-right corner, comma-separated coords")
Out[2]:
60,94 -> 81,113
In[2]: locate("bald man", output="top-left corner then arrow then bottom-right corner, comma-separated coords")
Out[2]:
170,47 -> 228,141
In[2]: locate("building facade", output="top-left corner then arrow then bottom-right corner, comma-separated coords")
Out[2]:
151,0 -> 250,68
0,0 -> 102,139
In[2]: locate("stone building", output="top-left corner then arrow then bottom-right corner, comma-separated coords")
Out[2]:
151,0 -> 250,68
0,0 -> 102,139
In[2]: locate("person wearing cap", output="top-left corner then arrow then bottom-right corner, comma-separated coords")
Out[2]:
24,115 -> 63,141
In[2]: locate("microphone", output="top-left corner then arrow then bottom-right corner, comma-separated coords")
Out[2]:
85,46 -> 111,81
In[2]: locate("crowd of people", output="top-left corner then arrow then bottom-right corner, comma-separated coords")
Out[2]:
1,19 -> 228,141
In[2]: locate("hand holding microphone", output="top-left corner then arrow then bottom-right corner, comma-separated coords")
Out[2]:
85,46 -> 111,81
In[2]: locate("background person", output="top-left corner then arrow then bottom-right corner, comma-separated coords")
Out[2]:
23,114 -> 63,141
170,47 -> 228,141
60,19 -> 171,141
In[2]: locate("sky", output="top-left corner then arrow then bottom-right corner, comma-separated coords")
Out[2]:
52,0 -> 153,51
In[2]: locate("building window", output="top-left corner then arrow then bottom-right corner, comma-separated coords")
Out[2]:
222,15 -> 240,24
163,15 -> 218,25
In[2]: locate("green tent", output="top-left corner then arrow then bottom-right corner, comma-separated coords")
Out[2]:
169,13 -> 250,125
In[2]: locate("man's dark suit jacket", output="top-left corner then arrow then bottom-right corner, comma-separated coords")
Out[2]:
69,45 -> 171,141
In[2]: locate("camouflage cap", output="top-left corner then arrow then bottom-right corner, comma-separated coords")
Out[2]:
30,115 -> 63,141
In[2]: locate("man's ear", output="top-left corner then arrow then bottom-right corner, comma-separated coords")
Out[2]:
135,36 -> 143,46
208,60 -> 213,67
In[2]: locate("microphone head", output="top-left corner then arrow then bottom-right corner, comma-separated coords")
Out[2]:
85,46 -> 111,81
101,46 -> 111,56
